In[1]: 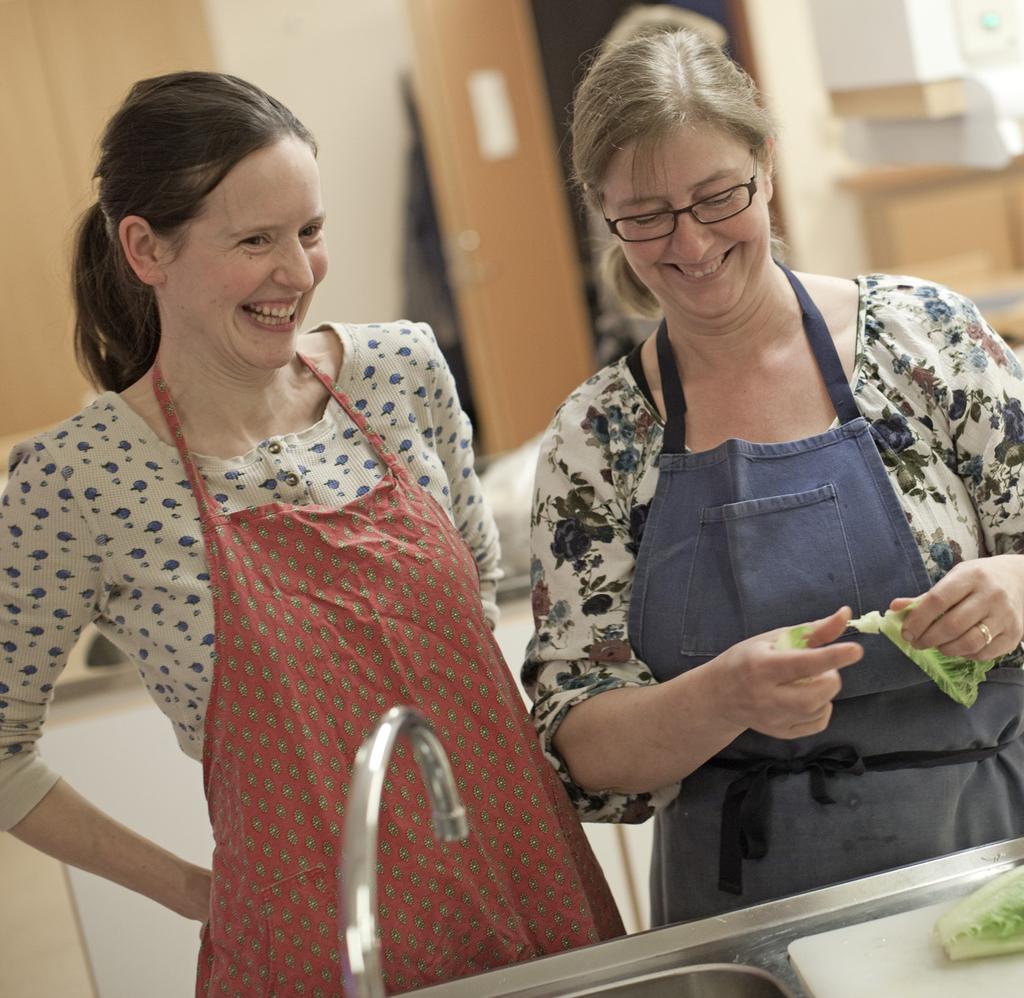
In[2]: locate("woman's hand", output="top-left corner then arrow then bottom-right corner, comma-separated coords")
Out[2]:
892,554 -> 1024,660
12,780 -> 215,927
181,863 -> 212,924
711,607 -> 863,740
552,607 -> 862,795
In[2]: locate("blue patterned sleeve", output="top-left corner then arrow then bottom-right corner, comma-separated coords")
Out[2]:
417,324 -> 502,625
865,279 -> 1024,560
0,441 -> 105,829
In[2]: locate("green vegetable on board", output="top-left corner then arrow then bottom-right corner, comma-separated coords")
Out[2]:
934,865 -> 1024,960
775,605 -> 996,707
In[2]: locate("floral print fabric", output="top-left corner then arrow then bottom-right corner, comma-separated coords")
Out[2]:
0,322 -> 499,830
526,275 -> 1024,822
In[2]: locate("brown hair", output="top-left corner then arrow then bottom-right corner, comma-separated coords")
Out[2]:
571,28 -> 778,316
72,71 -> 317,392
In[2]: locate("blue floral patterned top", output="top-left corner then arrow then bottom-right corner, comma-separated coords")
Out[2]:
526,275 -> 1024,822
0,322 -> 500,830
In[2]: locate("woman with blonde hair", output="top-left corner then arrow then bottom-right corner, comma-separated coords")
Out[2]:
526,27 -> 1024,926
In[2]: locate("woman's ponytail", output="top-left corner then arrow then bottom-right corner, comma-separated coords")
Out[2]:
72,203 -> 159,392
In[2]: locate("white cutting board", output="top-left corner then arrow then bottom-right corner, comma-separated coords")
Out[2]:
789,900 -> 1024,997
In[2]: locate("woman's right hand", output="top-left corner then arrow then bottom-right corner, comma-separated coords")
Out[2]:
553,607 -> 864,796
182,863 -> 212,924
11,780 -> 214,924
710,607 -> 863,740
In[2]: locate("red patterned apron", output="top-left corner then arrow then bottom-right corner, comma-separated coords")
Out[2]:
152,359 -> 622,998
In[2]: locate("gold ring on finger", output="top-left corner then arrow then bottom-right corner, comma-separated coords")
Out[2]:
977,621 -> 993,647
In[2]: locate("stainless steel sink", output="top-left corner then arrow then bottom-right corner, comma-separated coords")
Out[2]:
411,839 -> 1024,998
559,964 -> 795,998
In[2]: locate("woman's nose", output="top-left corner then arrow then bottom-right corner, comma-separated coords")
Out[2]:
667,212 -> 717,260
275,242 -> 316,292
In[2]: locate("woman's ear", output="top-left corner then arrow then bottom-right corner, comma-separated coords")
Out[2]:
118,215 -> 167,287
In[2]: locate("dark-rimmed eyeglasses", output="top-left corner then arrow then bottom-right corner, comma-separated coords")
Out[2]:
604,163 -> 759,243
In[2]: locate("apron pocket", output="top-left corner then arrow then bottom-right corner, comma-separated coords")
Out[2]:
258,865 -> 338,997
680,484 -> 863,656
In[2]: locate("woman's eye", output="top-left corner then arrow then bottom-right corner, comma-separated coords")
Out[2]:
242,235 -> 270,247
702,189 -> 741,208
631,213 -> 665,227
300,223 -> 323,239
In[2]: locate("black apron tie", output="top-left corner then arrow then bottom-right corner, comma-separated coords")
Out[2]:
710,741 -> 1009,895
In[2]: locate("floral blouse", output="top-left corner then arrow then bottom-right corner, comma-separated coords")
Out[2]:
525,275 -> 1024,822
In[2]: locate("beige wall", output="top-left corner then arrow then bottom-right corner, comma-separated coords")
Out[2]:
202,0 -> 414,325
743,0 -> 870,278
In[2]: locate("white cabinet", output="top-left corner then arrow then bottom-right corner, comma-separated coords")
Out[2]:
44,689 -> 211,998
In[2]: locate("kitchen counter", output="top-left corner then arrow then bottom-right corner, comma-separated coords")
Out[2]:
410,836 -> 1024,997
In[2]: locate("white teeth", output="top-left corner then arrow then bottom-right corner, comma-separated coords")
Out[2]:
679,255 -> 726,279
245,303 -> 297,324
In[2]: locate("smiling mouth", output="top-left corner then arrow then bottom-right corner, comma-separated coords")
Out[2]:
242,303 -> 298,326
675,249 -> 731,279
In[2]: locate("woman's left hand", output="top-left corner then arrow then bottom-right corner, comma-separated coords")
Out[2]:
892,554 -> 1024,660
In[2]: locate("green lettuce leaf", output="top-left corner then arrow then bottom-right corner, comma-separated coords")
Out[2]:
775,606 -> 996,707
935,865 -> 1024,960
775,623 -> 813,651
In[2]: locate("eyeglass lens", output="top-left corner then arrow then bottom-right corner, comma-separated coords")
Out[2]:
614,183 -> 753,241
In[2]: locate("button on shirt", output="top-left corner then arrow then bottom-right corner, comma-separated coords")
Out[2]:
260,440 -> 303,490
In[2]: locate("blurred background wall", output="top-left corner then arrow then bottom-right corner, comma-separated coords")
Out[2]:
7,0 -> 1024,457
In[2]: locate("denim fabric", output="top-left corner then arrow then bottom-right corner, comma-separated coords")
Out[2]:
630,266 -> 1024,924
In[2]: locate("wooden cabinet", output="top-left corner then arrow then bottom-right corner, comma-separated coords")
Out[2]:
0,0 -> 212,442
1,1 -> 89,442
854,165 -> 1023,273
847,161 -> 1024,342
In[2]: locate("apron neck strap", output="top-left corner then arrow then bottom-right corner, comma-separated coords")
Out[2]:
780,264 -> 861,426
151,365 -> 222,525
297,354 -> 405,477
655,323 -> 687,454
656,262 -> 860,454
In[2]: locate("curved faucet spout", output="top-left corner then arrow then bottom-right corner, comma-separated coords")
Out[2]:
341,706 -> 469,998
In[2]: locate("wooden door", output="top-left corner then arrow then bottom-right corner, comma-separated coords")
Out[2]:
0,0 -> 213,443
404,0 -> 596,454
0,0 -> 86,441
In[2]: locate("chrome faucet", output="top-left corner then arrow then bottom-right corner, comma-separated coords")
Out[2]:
341,706 -> 469,998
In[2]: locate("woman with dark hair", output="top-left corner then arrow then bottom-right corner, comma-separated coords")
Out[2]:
526,27 -> 1024,926
1,71 -> 620,995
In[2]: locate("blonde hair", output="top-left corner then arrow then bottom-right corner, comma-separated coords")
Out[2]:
572,28 -> 778,317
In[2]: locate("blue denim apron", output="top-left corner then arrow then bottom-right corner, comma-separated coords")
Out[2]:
629,265 -> 1024,925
